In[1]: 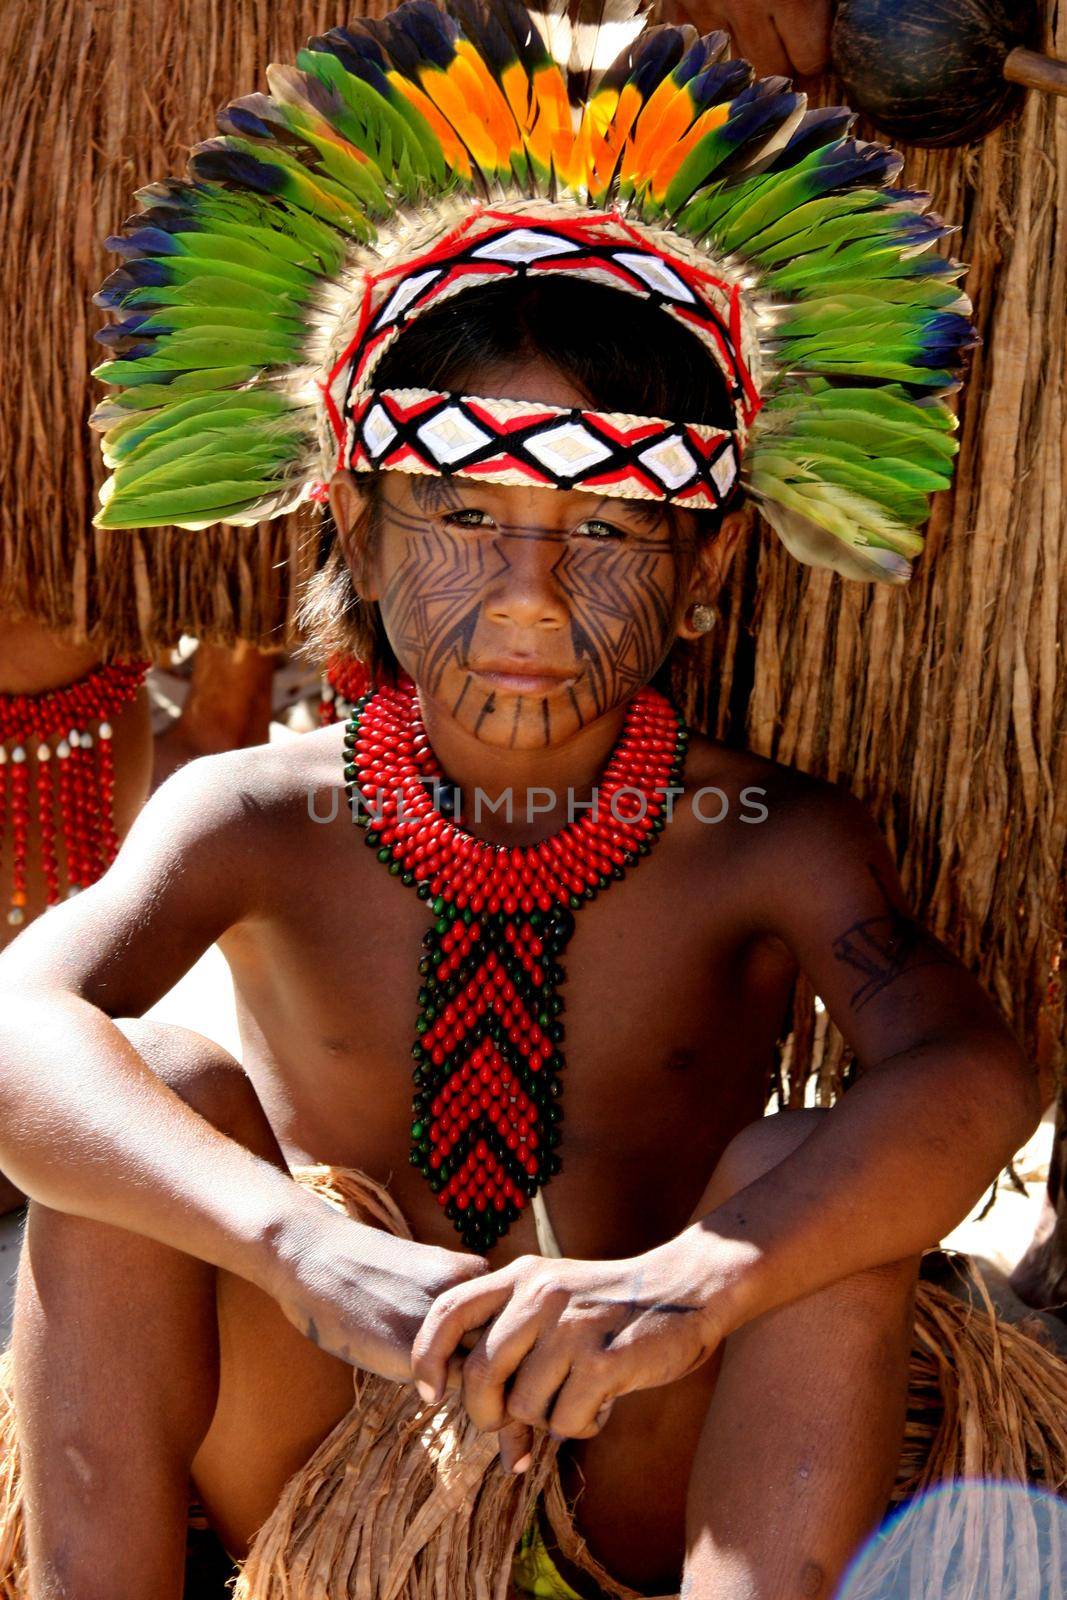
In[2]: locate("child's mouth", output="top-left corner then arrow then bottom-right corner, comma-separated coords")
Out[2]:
470,661 -> 577,694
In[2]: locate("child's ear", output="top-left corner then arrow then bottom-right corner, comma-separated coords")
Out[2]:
328,470 -> 379,602
675,507 -> 748,642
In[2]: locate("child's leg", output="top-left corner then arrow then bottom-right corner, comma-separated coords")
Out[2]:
564,1111 -> 916,1599
11,1019 -> 353,1600
681,1111 -> 918,1600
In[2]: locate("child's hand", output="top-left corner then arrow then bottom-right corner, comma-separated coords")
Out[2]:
665,0 -> 831,79
271,1207 -> 489,1386
411,1246 -> 724,1470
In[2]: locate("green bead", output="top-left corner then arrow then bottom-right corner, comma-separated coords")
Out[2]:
416,882 -> 431,900
462,908 -> 473,925
537,1011 -> 550,1028
377,847 -> 391,864
432,896 -> 445,916
343,762 -> 357,782
411,1121 -> 424,1139
401,871 -> 415,886
365,831 -> 380,848
435,917 -> 449,935
431,949 -> 444,966
569,894 -> 582,910
388,861 -> 401,876
415,1018 -> 430,1035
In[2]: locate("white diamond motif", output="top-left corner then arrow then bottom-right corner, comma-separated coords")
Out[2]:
363,403 -> 398,458
613,252 -> 695,303
377,269 -> 441,327
473,230 -> 580,265
638,434 -> 698,490
711,449 -> 737,496
416,405 -> 492,464
524,423 -> 612,478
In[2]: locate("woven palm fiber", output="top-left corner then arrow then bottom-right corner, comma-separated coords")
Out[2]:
2,1167 -> 1066,1599
0,0 -> 398,657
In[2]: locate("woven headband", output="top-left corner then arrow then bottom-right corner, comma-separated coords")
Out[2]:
345,387 -> 738,510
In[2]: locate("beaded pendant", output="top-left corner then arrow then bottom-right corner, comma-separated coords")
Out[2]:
344,675 -> 687,1252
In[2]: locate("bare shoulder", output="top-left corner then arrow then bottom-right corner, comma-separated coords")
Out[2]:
676,732 -> 895,927
680,732 -> 876,845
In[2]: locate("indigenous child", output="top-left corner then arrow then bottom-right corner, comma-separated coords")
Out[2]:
0,3 -> 1039,1597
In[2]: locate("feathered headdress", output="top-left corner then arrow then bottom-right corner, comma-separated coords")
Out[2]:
91,0 -> 973,583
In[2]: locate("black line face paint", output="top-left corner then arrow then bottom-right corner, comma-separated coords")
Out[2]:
369,472 -> 696,750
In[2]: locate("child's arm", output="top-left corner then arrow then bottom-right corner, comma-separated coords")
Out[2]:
411,783 -> 1039,1450
0,754 -> 484,1380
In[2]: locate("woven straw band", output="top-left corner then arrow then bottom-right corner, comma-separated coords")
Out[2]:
323,206 -> 763,484
347,388 -> 739,510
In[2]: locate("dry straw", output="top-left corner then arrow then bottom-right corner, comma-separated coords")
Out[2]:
0,0 -> 396,657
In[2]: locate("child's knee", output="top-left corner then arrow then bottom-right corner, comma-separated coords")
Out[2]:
114,1017 -> 278,1158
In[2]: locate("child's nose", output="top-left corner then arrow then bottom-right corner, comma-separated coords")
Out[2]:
483,540 -> 568,630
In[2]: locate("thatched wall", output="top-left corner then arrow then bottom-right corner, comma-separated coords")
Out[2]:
3,0 -> 1064,1096
0,0 -> 397,656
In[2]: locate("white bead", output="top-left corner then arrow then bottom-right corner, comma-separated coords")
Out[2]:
11,746 -> 26,763
99,722 -> 113,740
57,740 -> 71,760
321,683 -> 336,702
37,743 -> 51,762
66,885 -> 81,899
68,729 -> 80,748
81,733 -> 94,749
6,907 -> 24,927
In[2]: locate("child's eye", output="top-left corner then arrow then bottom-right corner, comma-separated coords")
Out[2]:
442,508 -> 494,529
575,518 -> 626,542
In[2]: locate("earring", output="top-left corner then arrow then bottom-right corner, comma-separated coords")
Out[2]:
690,602 -> 717,635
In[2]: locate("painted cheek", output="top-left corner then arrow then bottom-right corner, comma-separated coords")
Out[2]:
559,545 -> 679,712
377,524 -> 500,693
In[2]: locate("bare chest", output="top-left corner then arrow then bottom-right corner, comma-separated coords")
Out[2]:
226,799 -> 793,1259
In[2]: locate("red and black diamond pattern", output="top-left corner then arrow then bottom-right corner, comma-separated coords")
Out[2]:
348,387 -> 739,512
343,675 -> 687,1252
411,897 -> 574,1249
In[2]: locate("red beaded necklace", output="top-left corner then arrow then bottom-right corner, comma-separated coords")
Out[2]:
0,660 -> 148,926
345,673 -> 688,1252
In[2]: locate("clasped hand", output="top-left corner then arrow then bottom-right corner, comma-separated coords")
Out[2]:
411,1246 -> 720,1472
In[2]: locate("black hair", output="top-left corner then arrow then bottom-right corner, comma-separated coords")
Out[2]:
299,276 -> 736,680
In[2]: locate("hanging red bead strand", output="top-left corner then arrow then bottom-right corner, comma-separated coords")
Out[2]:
319,653 -> 371,726
0,660 -> 148,927
344,673 -> 688,1252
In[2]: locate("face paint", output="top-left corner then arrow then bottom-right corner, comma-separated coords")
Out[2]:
366,469 -> 698,751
